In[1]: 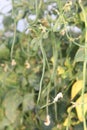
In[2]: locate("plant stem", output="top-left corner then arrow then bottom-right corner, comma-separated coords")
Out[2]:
37,38 -> 46,104
11,0 -> 17,60
79,1 -> 87,130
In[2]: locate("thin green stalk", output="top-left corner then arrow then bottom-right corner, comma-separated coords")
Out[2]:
79,1 -> 87,130
46,81 -> 51,115
11,0 -> 17,60
61,10 -> 85,50
41,101 -> 53,109
35,0 -> 38,16
51,32 -> 59,121
28,0 -> 42,26
37,38 -> 46,104
66,31 -> 85,48
37,36 -> 51,115
10,21 -> 16,60
36,0 -> 42,18
66,127 -> 69,130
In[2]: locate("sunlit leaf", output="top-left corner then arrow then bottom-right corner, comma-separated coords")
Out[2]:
57,66 -> 65,75
79,7 -> 87,22
63,114 -> 73,127
67,106 -> 72,113
50,56 -> 54,64
71,80 -> 83,100
75,93 -> 87,122
64,57 -> 71,67
63,117 -> 69,126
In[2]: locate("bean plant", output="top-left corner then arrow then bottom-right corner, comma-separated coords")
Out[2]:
0,0 -> 87,130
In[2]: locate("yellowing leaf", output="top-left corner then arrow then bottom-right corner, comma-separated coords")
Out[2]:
64,58 -> 70,67
75,93 -> 87,122
57,66 -> 65,75
67,106 -> 72,113
63,117 -> 69,126
71,80 -> 83,100
71,120 -> 80,125
63,112 -> 73,126
63,112 -> 79,126
50,56 -> 54,64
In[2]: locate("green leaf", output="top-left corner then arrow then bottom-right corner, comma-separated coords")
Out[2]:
0,44 -> 9,59
3,90 -> 23,123
0,71 -> 17,87
43,32 -> 49,39
28,74 -> 40,90
3,16 -> 13,27
30,38 -> 39,51
23,93 -> 35,112
0,117 -> 10,130
74,48 -> 85,63
6,72 -> 18,86
0,107 -> 4,121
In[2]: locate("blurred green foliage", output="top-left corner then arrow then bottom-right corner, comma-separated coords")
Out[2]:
0,0 -> 87,130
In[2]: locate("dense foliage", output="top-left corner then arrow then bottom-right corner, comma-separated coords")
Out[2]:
0,0 -> 87,130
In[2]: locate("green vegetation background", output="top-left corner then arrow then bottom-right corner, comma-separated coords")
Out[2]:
0,0 -> 87,130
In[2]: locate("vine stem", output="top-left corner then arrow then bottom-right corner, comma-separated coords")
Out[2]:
11,0 -> 17,60
51,32 -> 59,121
79,1 -> 87,130
37,34 -> 51,116
37,38 -> 46,104
10,21 -> 16,60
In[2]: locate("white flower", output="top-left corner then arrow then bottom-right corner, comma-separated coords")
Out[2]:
53,92 -> 63,103
44,115 -> 50,126
11,59 -> 16,66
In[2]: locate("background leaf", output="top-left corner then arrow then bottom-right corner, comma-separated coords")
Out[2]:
23,93 -> 35,112
0,117 -> 10,130
74,48 -> 85,63
0,44 -> 9,60
3,90 -> 23,123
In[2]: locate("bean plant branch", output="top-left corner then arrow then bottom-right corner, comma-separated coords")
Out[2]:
11,0 -> 17,60
79,1 -> 87,130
